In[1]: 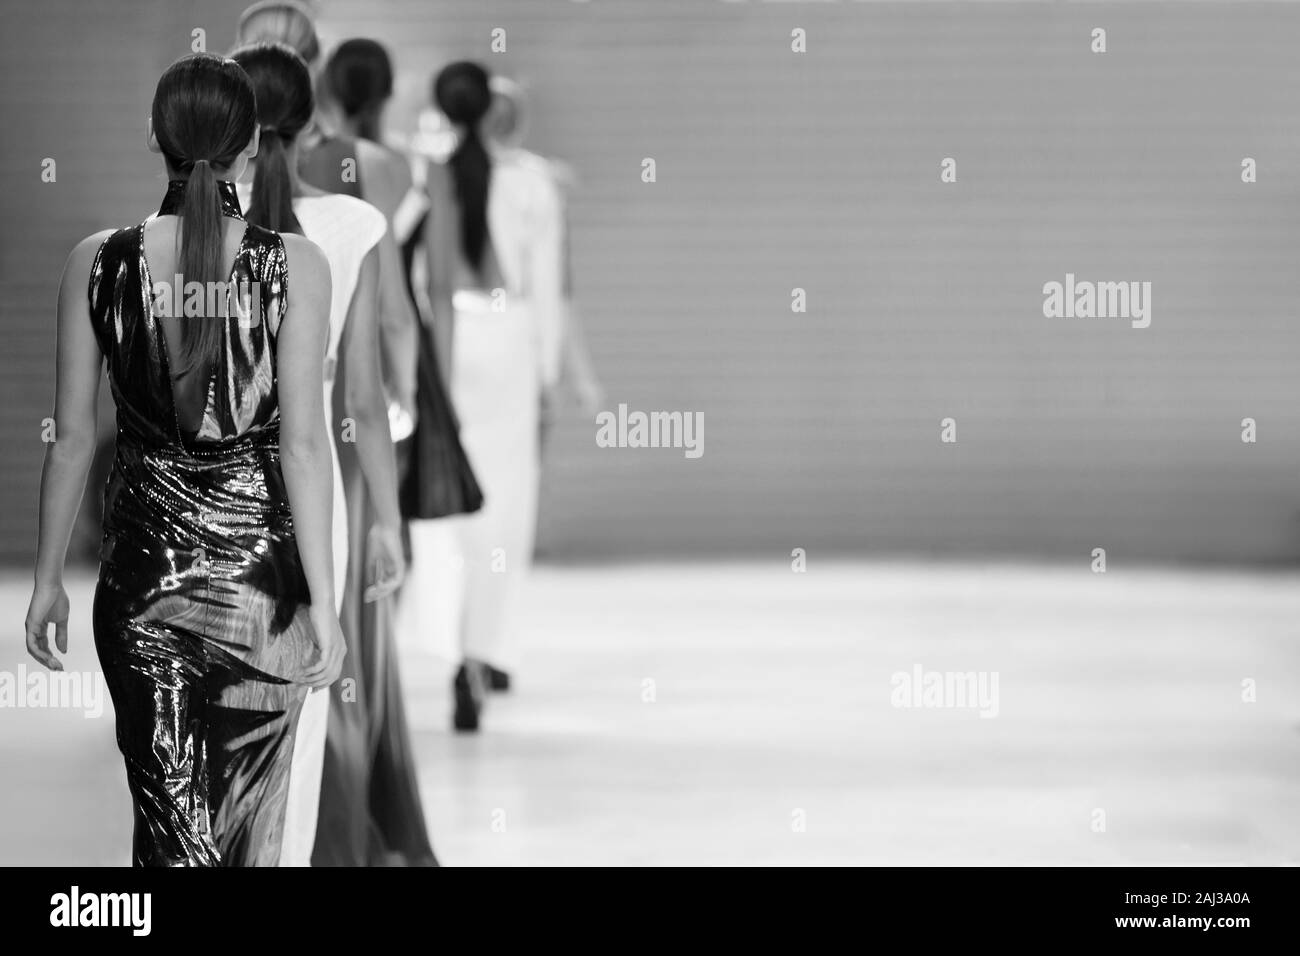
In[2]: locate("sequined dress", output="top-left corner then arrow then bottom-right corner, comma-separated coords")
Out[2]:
89,181 -> 319,866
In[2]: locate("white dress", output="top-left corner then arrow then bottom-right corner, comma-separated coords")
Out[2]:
397,151 -> 564,672
236,186 -> 388,866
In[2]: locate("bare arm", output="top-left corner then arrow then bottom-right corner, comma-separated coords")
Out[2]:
559,199 -> 602,410
277,234 -> 344,685
375,226 -> 417,417
340,244 -> 405,600
529,173 -> 567,392
26,232 -> 111,669
357,143 -> 419,419
559,304 -> 604,414
424,159 -> 457,383
356,140 -> 410,223
342,246 -> 402,530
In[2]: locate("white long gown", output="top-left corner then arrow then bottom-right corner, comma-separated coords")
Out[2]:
236,186 -> 388,866
397,151 -> 564,672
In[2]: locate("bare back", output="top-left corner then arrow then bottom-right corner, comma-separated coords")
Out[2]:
426,159 -> 505,294
141,214 -> 251,436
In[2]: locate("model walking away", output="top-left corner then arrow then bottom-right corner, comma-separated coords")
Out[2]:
25,52 -> 341,866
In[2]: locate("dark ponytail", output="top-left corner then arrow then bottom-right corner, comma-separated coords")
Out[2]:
434,61 -> 493,275
325,39 -> 392,144
353,108 -> 382,144
179,157 -> 223,331
249,126 -> 300,233
151,53 -> 257,374
231,43 -> 314,236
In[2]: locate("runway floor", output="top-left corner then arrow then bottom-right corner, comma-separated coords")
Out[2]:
1,559 -> 1298,866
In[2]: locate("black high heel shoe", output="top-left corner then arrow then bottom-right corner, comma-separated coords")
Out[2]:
485,665 -> 511,692
453,661 -> 485,732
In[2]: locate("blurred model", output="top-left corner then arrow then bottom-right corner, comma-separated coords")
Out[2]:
484,76 -> 604,455
313,39 -> 481,524
233,16 -> 441,869
400,62 -> 565,731
236,3 -> 418,424
232,40 -> 413,866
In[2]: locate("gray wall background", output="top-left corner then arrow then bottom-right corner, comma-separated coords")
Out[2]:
2,1 -> 1299,564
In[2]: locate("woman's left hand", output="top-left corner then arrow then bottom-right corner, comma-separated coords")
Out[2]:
363,523 -> 406,603
25,582 -> 70,671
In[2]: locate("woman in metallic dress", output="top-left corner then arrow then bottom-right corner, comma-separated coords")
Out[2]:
24,52 -> 342,866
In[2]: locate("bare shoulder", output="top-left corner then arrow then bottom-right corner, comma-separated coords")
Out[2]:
281,234 -> 332,322
356,141 -> 411,220
357,139 -> 413,192
281,232 -> 330,280
64,228 -> 117,279
424,157 -> 452,192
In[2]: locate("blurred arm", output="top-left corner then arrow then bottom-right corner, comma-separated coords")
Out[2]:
424,160 -> 457,383
277,235 -> 336,616
357,142 -> 419,416
340,246 -> 403,534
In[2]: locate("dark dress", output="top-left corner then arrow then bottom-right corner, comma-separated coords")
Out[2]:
300,133 -> 482,519
90,181 -> 317,866
298,134 -> 452,866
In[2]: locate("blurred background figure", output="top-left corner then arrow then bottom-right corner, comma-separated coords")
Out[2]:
232,38 -> 421,866
398,61 -> 564,732
484,76 -> 604,460
235,6 -> 447,867
313,40 -> 483,530
241,6 -> 422,436
236,0 -> 319,62
295,35 -> 420,523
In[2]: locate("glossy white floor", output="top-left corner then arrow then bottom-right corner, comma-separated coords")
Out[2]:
2,560 -> 1298,866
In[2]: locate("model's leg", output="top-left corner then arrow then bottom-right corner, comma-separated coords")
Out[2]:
93,589 -> 219,867
205,650 -> 307,867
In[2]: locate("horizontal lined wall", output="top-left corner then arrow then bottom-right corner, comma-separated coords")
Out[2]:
3,1 -> 1299,563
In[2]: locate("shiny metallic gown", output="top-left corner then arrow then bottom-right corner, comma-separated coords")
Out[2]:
90,181 -> 319,866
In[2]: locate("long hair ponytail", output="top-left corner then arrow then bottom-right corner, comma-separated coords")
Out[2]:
178,157 -> 223,321
151,53 -> 257,374
248,126 -> 300,233
325,39 -> 392,144
434,61 -> 493,276
231,42 -> 314,235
